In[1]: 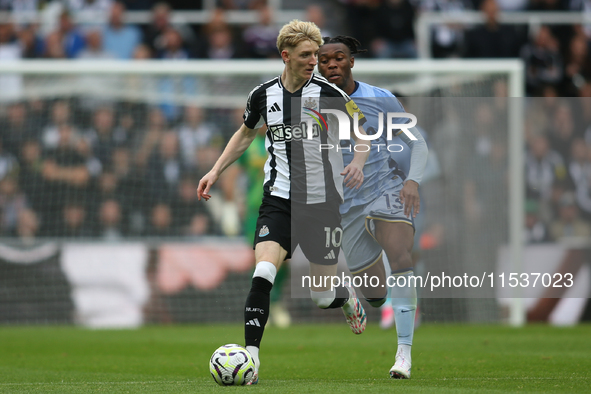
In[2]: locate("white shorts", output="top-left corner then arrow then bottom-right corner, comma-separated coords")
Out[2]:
341,184 -> 414,273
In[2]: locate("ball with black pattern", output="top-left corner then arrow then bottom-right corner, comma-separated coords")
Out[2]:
209,344 -> 255,386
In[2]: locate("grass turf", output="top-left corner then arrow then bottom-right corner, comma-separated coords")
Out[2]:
0,324 -> 589,393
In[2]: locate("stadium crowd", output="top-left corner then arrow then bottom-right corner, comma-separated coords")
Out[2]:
0,0 -> 590,240
0,100 -> 237,238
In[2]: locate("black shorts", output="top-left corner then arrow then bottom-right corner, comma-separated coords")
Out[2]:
254,195 -> 342,265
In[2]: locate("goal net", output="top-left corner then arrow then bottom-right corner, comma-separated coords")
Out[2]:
0,60 -> 524,327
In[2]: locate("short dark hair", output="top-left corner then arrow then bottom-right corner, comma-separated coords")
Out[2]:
322,35 -> 367,55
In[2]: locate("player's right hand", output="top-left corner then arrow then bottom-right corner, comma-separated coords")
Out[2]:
197,171 -> 219,201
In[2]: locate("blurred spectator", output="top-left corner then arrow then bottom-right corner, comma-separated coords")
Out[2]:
57,200 -> 93,237
306,5 -> 332,38
464,135 -> 507,227
44,30 -> 67,58
145,131 -> 184,203
176,106 -> 221,167
199,24 -> 244,59
42,100 -> 74,149
563,34 -> 591,95
132,43 -> 153,58
0,140 -> 18,181
97,198 -> 125,240
134,107 -> 168,168
550,191 -> 591,240
569,137 -> 588,186
420,0 -> 473,58
18,24 -> 45,59
146,202 -> 175,236
464,0 -> 521,58
18,140 -> 48,220
526,134 -> 567,201
372,0 -> 417,58
0,22 -> 23,97
571,143 -> 591,220
0,175 -> 28,236
158,27 -> 189,59
82,106 -> 126,167
26,99 -> 47,128
91,170 -> 119,209
42,124 -> 90,225
521,26 -> 563,95
47,11 -> 86,58
110,146 -> 147,234
242,5 -> 280,59
16,208 -> 40,241
524,199 -> 551,243
103,1 -> 142,59
529,0 -> 577,52
143,2 -> 196,56
172,174 -> 215,235
342,0 -> 380,54
548,102 -> 578,159
0,102 -> 36,158
77,30 -> 115,59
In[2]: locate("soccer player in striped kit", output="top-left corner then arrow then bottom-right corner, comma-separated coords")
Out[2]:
198,21 -> 371,384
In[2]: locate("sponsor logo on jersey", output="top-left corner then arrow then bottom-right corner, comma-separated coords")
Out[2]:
268,122 -> 321,142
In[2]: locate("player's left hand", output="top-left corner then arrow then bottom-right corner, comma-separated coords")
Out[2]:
341,163 -> 364,189
400,180 -> 420,218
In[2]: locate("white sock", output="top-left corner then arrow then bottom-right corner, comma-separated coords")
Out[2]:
246,345 -> 260,369
397,344 -> 412,364
253,261 -> 277,283
342,287 -> 355,316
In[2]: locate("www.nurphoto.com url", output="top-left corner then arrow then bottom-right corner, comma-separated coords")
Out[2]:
301,272 -> 574,291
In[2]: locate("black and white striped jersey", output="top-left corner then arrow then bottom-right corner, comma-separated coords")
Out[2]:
243,74 -> 366,205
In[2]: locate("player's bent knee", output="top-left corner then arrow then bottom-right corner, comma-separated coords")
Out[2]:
388,253 -> 413,271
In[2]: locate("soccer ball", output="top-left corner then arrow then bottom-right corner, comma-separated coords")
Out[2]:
209,344 -> 255,386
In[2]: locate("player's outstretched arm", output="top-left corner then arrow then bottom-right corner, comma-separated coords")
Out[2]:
197,124 -> 258,201
342,125 -> 371,189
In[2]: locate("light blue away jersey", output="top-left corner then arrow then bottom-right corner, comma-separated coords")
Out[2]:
341,81 -> 408,214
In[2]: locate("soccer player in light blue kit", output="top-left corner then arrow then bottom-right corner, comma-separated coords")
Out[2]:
318,36 -> 429,379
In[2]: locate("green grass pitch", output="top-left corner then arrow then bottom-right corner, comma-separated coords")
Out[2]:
0,324 -> 589,393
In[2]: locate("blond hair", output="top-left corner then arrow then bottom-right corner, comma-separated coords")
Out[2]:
276,19 -> 323,53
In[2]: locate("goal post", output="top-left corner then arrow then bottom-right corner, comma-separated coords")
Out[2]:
0,59 -> 525,325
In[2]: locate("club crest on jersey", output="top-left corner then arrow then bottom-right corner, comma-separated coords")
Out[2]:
259,225 -> 270,237
303,98 -> 318,110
